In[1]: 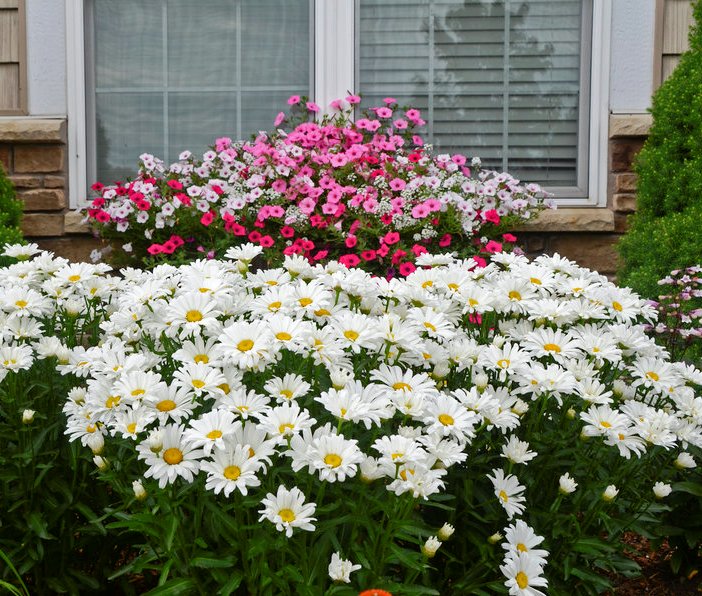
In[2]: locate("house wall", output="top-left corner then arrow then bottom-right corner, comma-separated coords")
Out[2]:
0,0 -> 695,273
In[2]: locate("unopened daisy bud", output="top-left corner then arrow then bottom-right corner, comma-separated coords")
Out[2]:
67,386 -> 86,405
421,536 -> 442,558
132,480 -> 147,501
433,361 -> 450,379
566,408 -> 576,420
559,473 -> 577,495
87,431 -> 105,455
492,336 -> 506,348
145,429 -> 163,454
438,523 -> 455,541
474,372 -> 489,392
674,452 -> 696,469
512,399 -> 529,416
602,485 -> 619,502
653,482 -> 672,498
93,455 -> 109,471
488,532 -> 503,544
329,368 -> 352,390
22,409 -> 35,424
360,457 -> 384,483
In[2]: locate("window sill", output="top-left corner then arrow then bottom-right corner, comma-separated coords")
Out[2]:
0,118 -> 66,143
514,208 -> 616,233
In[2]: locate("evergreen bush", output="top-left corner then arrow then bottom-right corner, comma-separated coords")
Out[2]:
0,165 -> 23,261
618,0 -> 702,296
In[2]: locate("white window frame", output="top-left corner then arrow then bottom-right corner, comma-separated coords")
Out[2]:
67,0 -> 610,208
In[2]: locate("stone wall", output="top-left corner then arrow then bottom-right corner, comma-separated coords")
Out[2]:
0,118 -> 98,262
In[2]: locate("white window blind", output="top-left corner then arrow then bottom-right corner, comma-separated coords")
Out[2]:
86,0 -> 312,184
357,0 -> 590,190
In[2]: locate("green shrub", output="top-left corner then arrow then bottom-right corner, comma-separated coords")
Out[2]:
0,164 -> 24,262
618,0 -> 702,295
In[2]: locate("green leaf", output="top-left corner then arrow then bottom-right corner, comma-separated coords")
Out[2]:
216,571 -> 243,595
672,481 -> 702,497
25,512 -> 53,540
190,556 -> 235,569
144,578 -> 196,595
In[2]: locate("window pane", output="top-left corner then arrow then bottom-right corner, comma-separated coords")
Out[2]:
89,0 -> 311,184
358,0 -> 587,188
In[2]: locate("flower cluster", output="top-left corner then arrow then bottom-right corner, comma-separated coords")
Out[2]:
2,242 -> 701,592
84,95 -> 552,275
646,265 -> 702,361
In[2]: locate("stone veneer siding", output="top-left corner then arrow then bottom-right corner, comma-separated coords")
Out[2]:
1,114 -> 651,275
0,118 -> 99,262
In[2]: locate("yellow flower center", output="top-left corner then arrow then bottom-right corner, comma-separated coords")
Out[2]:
516,571 -> 529,589
163,447 -> 183,465
530,277 -> 542,285
544,343 -> 561,353
126,422 -> 137,434
612,301 -> 623,312
190,380 -> 204,390
105,395 -> 121,408
618,432 -> 625,440
448,283 -> 459,292
499,490 -> 509,502
573,286 -> 583,293
438,413 -> 455,426
344,330 -> 359,341
223,465 -> 241,480
391,452 -> 403,460
392,382 -> 412,392
86,424 -> 96,433
646,371 -> 660,381
68,274 -> 81,282
400,468 -> 415,481
206,430 -> 223,440
157,399 -> 176,412
324,453 -> 342,468
280,389 -> 293,400
14,300 -> 27,308
237,339 -> 254,352
278,423 -> 294,434
497,358 -> 511,369
276,332 -> 292,341
131,388 -> 146,397
198,287 -> 210,293
422,280 -> 433,288
268,301 -> 282,312
468,298 -> 478,307
508,290 -> 522,301
424,321 -> 437,332
248,447 -> 255,458
185,309 -> 203,322
194,354 -> 209,364
314,308 -> 330,316
299,297 -> 312,307
600,421 -> 612,428
279,508 -> 296,523
217,383 -> 231,395
517,543 -> 528,553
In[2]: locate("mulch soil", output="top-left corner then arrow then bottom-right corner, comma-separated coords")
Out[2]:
607,533 -> 701,595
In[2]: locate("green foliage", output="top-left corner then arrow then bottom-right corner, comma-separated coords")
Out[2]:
0,165 -> 23,264
618,203 -> 702,298
619,0 -> 702,296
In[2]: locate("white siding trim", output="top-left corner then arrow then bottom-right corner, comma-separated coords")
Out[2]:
66,0 -> 86,208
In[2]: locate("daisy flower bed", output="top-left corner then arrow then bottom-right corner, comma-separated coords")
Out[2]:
0,243 -> 701,595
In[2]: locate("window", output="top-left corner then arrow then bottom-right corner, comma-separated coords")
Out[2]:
357,0 -> 592,194
84,0 -> 312,184
74,0 -> 605,205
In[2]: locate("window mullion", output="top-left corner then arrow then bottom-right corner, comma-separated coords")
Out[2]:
502,0 -> 510,172
162,0 -> 169,161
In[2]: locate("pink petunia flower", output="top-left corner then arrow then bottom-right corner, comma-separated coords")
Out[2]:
200,211 -> 215,226
398,262 -> 416,276
375,107 -> 393,119
438,234 -> 452,247
287,95 -> 301,105
306,102 -> 320,113
484,240 -> 503,254
389,178 -> 406,191
345,95 -> 361,104
502,233 -> 517,243
383,231 -> 400,245
274,112 -> 286,126
339,253 -> 361,267
147,243 -> 163,255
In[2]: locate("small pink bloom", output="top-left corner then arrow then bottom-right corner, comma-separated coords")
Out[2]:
94,210 -> 110,223
274,112 -> 286,126
200,211 -> 215,226
231,223 -> 246,236
345,95 -> 361,104
167,179 -> 183,190
215,137 -> 232,151
398,262 -> 416,276
375,107 -> 393,119
438,234 -> 452,247
412,244 -> 427,257
411,204 -> 429,219
482,209 -> 501,225
298,197 -> 316,214
393,119 -> 408,130
502,233 -> 518,243
451,154 -> 467,165
412,135 -> 424,146
306,101 -> 320,112
91,182 -> 105,192
405,108 -> 422,121
377,243 -> 389,257
147,244 -> 163,255
361,250 -> 377,261
472,256 -> 487,269
349,220 -> 361,235
259,235 -> 274,247
281,226 -> 295,238
391,250 -> 407,265
272,179 -> 287,193
312,250 -> 328,261
383,97 -> 397,104
287,95 -> 301,105
329,99 -> 344,111
383,231 -> 400,245
249,230 -> 262,243
345,235 -> 357,248
484,240 -> 503,254
389,178 -> 406,191
339,254 -> 361,267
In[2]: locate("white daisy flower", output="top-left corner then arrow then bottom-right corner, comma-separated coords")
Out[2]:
258,485 -> 317,538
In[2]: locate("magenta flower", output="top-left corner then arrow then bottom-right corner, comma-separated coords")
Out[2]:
274,112 -> 286,126
345,95 -> 361,104
287,95 -> 301,105
306,101 -> 320,112
389,178 -> 406,191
